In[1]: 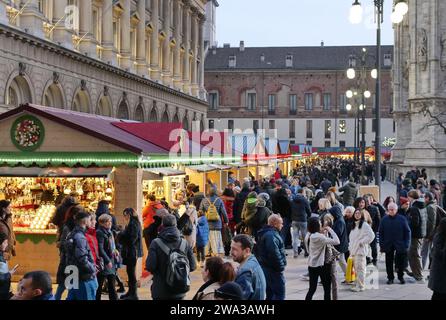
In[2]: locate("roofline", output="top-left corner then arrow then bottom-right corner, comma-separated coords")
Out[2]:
0,24 -> 208,107
0,104 -> 149,154
204,67 -> 392,72
208,45 -> 394,50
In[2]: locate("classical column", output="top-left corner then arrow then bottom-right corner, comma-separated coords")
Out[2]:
162,0 -> 172,86
0,0 -> 8,24
150,0 -> 160,81
52,0 -> 72,48
136,0 -> 147,76
190,11 -> 199,97
182,2 -> 191,94
101,0 -> 117,66
78,0 -> 97,58
119,0 -> 132,71
172,0 -> 183,90
20,0 -> 44,38
198,16 -> 206,100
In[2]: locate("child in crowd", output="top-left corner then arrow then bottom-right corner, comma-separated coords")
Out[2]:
196,210 -> 210,268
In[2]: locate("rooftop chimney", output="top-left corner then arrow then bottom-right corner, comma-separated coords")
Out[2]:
321,40 -> 324,47
240,41 -> 245,52
223,43 -> 230,48
212,46 -> 217,55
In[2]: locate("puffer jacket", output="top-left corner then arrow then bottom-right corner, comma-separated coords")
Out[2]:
290,194 -> 311,222
338,182 -> 358,206
408,199 -> 428,239
235,255 -> 266,300
425,201 -> 438,240
142,200 -> 164,229
96,226 -> 116,276
65,226 -> 96,281
348,221 -> 375,256
119,216 -> 144,265
256,225 -> 287,272
146,226 -> 196,300
272,189 -> 291,220
196,216 -> 209,248
329,206 -> 349,254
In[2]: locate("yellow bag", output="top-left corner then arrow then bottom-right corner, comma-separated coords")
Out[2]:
345,256 -> 356,283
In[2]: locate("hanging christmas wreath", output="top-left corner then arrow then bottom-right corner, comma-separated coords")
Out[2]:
10,115 -> 45,151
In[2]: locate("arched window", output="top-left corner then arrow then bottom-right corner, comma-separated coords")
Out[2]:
117,100 -> 130,119
97,96 -> 112,117
72,90 -> 90,113
149,108 -> 158,122
135,104 -> 144,122
43,84 -> 64,108
161,110 -> 169,123
173,113 -> 180,123
6,75 -> 32,107
182,117 -> 189,130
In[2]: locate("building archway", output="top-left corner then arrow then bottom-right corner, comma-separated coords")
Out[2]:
149,107 -> 158,122
43,83 -> 65,108
135,104 -> 145,122
173,113 -> 180,123
117,100 -> 130,119
5,75 -> 33,107
72,89 -> 91,113
162,110 -> 169,123
97,95 -> 113,117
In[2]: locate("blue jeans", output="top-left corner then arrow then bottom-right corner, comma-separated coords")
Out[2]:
54,284 -> 65,301
291,221 -> 307,255
66,278 -> 98,301
262,268 -> 285,301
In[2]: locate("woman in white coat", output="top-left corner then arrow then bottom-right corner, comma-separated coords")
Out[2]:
348,209 -> 375,292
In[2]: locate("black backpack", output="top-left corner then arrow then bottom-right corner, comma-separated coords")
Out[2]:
154,238 -> 190,294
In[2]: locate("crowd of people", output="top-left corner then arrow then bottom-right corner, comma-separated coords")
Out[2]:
0,159 -> 446,301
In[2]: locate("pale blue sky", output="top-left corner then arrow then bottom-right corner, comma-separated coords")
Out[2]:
216,0 -> 395,47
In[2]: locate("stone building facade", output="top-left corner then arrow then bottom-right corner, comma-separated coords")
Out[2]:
205,44 -> 395,149
0,0 -> 208,128
389,0 -> 446,182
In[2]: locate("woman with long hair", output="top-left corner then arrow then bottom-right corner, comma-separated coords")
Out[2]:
428,218 -> 446,300
118,208 -> 143,300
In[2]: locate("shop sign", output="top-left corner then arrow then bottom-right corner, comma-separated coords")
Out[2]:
10,115 -> 45,152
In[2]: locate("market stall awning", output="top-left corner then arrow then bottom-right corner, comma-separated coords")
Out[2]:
185,164 -> 219,173
209,164 -> 232,170
229,162 -> 248,168
0,166 -> 113,177
143,167 -> 185,180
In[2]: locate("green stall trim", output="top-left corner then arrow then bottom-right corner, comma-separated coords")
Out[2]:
15,233 -> 57,245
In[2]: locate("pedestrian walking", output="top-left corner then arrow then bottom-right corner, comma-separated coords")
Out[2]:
428,218 -> 446,300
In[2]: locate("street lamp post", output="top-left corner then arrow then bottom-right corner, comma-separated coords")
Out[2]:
349,0 -> 408,188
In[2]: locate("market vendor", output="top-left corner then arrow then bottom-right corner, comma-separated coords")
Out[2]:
0,200 -> 16,261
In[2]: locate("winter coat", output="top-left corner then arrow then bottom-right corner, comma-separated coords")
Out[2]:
430,185 -> 442,206
290,194 -> 312,223
338,182 -> 358,206
428,233 -> 446,294
379,214 -> 411,253
65,226 -> 96,281
193,281 -> 221,300
250,201 -> 271,238
56,224 -> 74,284
196,216 -> 209,248
408,199 -> 428,239
183,206 -> 198,249
241,200 -> 257,227
199,196 -> 228,231
85,227 -> 99,265
365,205 -> 381,233
272,189 -> 291,220
305,228 -> 340,267
321,179 -> 332,194
0,252 -> 11,300
119,216 -> 143,265
142,200 -> 164,229
235,255 -> 266,300
221,195 -> 235,221
329,206 -> 349,253
0,216 -> 15,260
348,221 -> 375,256
146,226 -> 196,300
256,226 -> 287,272
233,188 -> 250,224
426,201 -> 438,240
96,226 -> 116,276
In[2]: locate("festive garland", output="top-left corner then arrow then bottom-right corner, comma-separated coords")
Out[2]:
10,115 -> 45,152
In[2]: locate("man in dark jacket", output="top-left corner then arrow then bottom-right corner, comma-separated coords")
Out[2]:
233,182 -> 251,224
338,178 -> 358,206
290,190 -> 311,258
256,214 -> 287,300
65,210 -> 98,300
320,177 -> 332,194
272,188 -> 291,245
379,203 -> 411,284
364,194 -> 381,265
400,179 -> 413,198
329,205 -> 349,276
146,214 -> 196,300
407,190 -> 428,282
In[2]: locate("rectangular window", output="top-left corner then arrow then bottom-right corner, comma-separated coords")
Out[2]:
339,141 -> 346,148
339,94 -> 347,113
229,55 -> 236,68
339,120 -> 346,134
269,120 -> 275,130
307,140 -> 312,146
290,140 -> 295,145
228,120 -> 234,131
289,94 -> 297,114
325,120 -> 331,139
209,93 -> 218,110
286,55 -> 293,68
390,93 -> 394,113
253,120 -> 259,135
289,120 -> 295,138
306,120 -> 313,139
247,93 -> 256,110
393,121 -> 396,133
325,141 -> 331,148
305,93 -> 313,110
323,93 -> 331,111
130,29 -> 136,59
208,120 -> 215,129
92,10 -> 99,40
268,94 -> 276,114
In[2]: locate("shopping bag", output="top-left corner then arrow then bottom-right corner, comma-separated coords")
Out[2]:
345,256 -> 356,283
